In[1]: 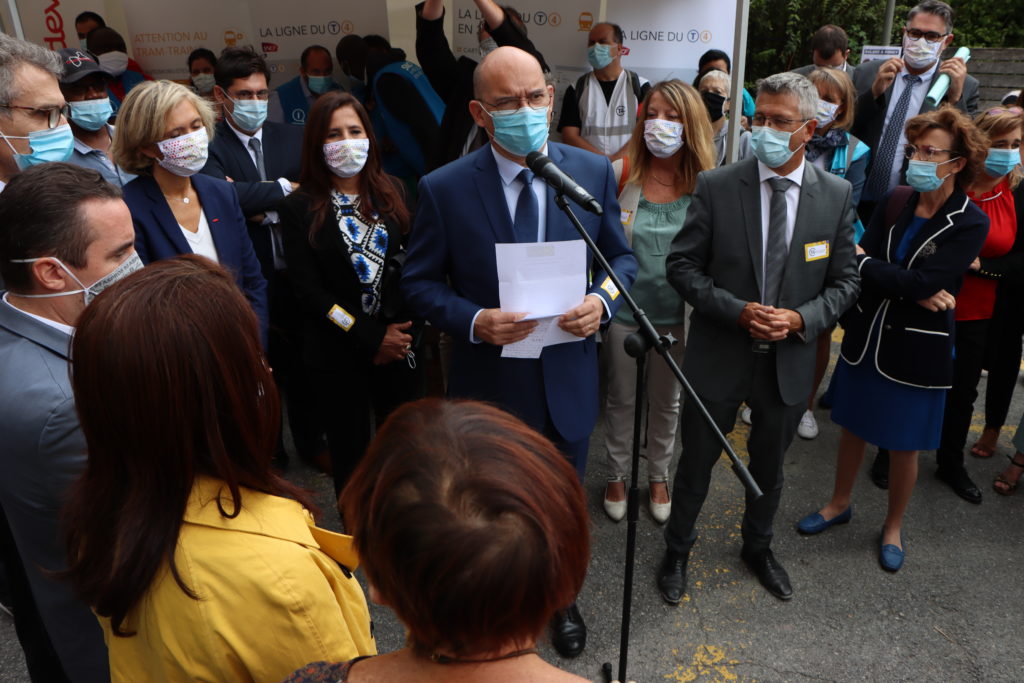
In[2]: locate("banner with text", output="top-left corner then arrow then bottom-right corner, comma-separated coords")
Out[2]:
604,0 -> 738,86
119,0 -> 388,81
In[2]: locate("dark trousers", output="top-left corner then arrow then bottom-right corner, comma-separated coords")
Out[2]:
983,288 -> 1024,429
665,352 -> 804,554
0,505 -> 70,683
269,270 -> 324,461
317,358 -> 423,497
937,319 -> 990,472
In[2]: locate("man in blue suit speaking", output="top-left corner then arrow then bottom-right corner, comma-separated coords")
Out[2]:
401,46 -> 637,659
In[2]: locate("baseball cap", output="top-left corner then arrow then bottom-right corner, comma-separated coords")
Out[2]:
57,48 -> 110,85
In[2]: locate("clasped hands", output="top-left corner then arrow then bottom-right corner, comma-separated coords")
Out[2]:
474,296 -> 604,346
739,302 -> 804,341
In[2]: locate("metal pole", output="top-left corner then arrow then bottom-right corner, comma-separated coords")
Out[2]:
6,0 -> 24,39
882,0 -> 897,46
725,0 -> 750,164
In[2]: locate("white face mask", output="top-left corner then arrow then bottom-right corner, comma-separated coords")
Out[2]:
324,138 -> 369,178
10,252 -> 143,306
815,99 -> 840,127
98,50 -> 129,77
479,37 -> 499,58
902,34 -> 943,70
643,118 -> 684,158
156,128 -> 209,177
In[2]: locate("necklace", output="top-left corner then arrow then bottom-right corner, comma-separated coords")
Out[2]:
650,173 -> 677,186
161,187 -> 193,204
430,647 -> 538,664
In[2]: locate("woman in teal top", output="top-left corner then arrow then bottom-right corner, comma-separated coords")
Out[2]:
603,80 -> 716,524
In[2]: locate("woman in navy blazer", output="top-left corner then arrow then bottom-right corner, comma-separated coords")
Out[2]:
112,80 -> 268,344
797,108 -> 990,572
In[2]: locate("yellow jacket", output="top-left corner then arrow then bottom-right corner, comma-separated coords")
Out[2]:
100,476 -> 376,682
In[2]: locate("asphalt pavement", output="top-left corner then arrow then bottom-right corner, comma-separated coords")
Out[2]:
2,349 -> 1022,682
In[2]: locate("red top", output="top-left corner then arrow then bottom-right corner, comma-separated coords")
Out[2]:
961,179 -> 1017,320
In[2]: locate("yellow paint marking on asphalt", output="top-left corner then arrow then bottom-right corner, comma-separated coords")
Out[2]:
664,644 -> 742,682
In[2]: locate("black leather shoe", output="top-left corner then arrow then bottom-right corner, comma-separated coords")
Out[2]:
550,603 -> 586,658
869,449 -> 890,490
657,549 -> 689,605
936,467 -> 983,504
741,548 -> 793,601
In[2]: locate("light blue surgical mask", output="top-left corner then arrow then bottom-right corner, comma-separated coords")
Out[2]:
307,75 -> 333,94
483,105 -> 550,157
984,147 -> 1021,179
588,43 -> 613,70
0,123 -> 74,169
228,97 -> 268,133
906,158 -> 959,193
750,122 -> 808,169
68,98 -> 113,131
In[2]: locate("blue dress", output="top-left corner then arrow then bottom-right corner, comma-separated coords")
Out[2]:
831,217 -> 947,451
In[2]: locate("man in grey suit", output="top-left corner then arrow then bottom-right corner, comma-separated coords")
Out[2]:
657,72 -> 859,604
0,163 -> 140,681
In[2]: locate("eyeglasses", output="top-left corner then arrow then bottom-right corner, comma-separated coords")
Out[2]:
751,114 -> 807,129
0,103 -> 71,129
228,89 -> 270,101
904,144 -> 954,160
904,27 -> 949,43
479,90 -> 551,114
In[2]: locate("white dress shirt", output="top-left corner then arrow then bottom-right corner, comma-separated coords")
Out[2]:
757,158 -> 806,302
2,292 -> 74,335
881,61 -> 939,194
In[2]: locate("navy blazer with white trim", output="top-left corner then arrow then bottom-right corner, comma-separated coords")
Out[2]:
839,186 -> 988,388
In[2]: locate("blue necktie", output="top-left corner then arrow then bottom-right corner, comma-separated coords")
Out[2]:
513,168 -> 538,243
866,73 -> 922,200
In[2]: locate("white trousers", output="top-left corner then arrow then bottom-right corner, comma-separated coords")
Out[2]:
603,320 -> 686,482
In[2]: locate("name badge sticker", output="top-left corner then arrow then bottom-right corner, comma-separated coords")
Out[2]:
328,304 -> 355,331
620,208 -> 634,226
805,241 -> 830,262
601,276 -> 620,300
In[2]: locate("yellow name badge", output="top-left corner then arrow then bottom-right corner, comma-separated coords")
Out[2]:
327,304 -> 355,331
601,276 -> 620,300
805,241 -> 830,262
620,208 -> 634,226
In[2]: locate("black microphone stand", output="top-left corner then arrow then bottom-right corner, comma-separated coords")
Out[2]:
551,193 -> 763,683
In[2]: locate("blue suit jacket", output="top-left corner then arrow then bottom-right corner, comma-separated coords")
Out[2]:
123,173 -> 269,345
401,141 -> 637,442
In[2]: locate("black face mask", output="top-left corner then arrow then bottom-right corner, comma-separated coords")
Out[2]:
702,91 -> 726,123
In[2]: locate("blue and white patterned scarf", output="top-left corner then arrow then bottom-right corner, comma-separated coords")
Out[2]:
331,191 -> 389,315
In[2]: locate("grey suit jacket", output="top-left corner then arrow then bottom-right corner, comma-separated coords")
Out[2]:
851,57 -> 980,113
666,158 -> 860,406
0,300 -> 108,681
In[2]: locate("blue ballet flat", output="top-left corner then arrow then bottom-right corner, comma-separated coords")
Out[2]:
878,530 -> 905,572
796,506 -> 852,535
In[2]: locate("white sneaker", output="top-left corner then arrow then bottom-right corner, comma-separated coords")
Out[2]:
797,410 -> 819,439
740,406 -> 752,425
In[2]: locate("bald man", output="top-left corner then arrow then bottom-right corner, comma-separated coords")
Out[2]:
401,46 -> 636,659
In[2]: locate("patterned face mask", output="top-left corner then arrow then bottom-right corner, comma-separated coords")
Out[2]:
324,138 -> 369,178
643,118 -> 684,158
156,128 -> 209,177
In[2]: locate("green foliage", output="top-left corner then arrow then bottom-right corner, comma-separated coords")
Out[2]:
744,0 -> 1023,85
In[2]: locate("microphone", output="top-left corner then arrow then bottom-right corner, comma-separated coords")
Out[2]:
526,150 -> 603,215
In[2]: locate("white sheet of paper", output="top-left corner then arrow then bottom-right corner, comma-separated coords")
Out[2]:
496,240 -> 588,358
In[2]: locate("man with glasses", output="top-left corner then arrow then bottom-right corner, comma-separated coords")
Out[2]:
0,33 -> 73,189
402,46 -> 636,659
657,71 -> 858,605
850,0 -> 979,493
58,48 -> 134,187
200,46 -> 319,472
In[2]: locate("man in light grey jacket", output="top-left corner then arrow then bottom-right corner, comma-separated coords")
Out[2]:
0,163 -> 140,681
